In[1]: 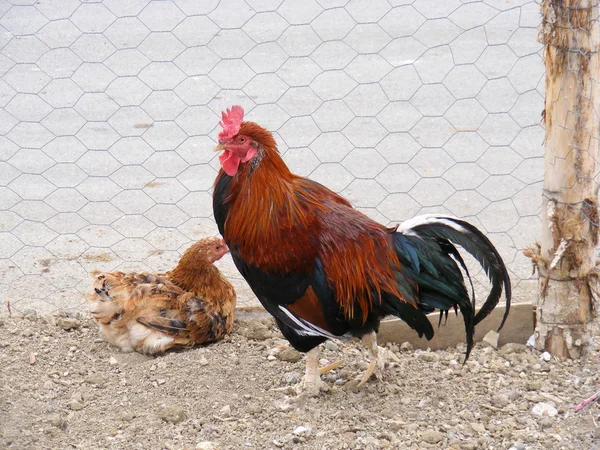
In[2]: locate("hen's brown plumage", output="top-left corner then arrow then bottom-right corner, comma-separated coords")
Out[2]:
87,237 -> 236,355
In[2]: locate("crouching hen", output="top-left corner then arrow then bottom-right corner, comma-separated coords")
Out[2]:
87,237 -> 236,355
212,105 -> 511,395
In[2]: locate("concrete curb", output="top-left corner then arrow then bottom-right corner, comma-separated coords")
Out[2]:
235,303 -> 534,349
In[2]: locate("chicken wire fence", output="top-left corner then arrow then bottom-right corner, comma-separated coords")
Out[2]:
0,0 -> 545,316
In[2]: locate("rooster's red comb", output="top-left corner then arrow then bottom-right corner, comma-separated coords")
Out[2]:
218,105 -> 244,142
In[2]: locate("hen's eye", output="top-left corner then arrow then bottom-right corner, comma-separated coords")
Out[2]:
239,137 -> 245,143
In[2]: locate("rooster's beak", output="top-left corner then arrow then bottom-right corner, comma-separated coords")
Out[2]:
214,144 -> 226,152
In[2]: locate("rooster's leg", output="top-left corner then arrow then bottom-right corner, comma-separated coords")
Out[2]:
297,346 -> 323,396
357,331 -> 386,387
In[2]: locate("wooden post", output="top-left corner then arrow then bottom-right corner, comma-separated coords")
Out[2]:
527,0 -> 599,358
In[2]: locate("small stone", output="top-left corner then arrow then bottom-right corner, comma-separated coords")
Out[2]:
157,361 -> 167,370
68,399 -> 84,411
42,315 -> 56,326
267,344 -> 286,356
470,422 -> 486,433
419,429 -> 444,444
539,417 -> 554,429
196,442 -> 217,450
293,425 -> 312,436
500,343 -> 527,355
491,394 -> 509,408
56,318 -> 81,331
531,402 -> 558,417
283,371 -> 302,385
84,374 -> 107,387
22,309 -> 38,319
526,334 -> 536,347
159,406 -> 187,424
526,381 -> 541,391
108,356 -> 118,366
345,379 -> 362,393
247,404 -> 263,415
467,360 -> 480,373
242,321 -> 271,340
157,379 -> 166,385
388,420 -> 407,431
506,390 -> 520,401
278,348 -> 302,363
400,342 -> 413,352
120,411 -> 136,422
29,353 -> 36,365
324,341 -> 339,351
22,328 -> 34,337
219,405 -> 231,417
510,442 -> 526,450
482,330 -> 499,349
419,352 -> 437,362
357,435 -> 380,447
540,351 -> 551,362
277,400 -> 294,412
46,413 -> 66,429
199,356 -> 209,366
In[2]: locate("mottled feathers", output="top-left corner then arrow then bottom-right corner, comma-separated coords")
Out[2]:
87,238 -> 236,355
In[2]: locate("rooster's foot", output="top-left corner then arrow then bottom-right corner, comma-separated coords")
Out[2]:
293,347 -> 344,396
355,332 -> 399,387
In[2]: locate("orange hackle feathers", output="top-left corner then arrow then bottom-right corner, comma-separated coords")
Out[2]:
320,223 -> 406,321
87,237 -> 236,355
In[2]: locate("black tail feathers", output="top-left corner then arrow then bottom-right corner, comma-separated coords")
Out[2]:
394,214 -> 511,360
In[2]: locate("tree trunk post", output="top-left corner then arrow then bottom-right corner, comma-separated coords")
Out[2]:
529,0 -> 599,358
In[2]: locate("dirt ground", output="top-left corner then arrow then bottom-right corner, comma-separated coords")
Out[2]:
0,312 -> 598,450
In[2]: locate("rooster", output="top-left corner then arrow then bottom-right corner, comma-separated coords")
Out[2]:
87,237 -> 236,355
212,105 -> 511,395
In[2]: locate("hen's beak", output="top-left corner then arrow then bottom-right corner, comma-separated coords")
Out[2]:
219,239 -> 229,253
214,144 -> 226,152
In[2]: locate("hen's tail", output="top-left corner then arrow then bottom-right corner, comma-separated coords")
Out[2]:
392,215 -> 511,360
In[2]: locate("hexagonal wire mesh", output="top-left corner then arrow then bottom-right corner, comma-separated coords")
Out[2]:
0,0 -> 544,316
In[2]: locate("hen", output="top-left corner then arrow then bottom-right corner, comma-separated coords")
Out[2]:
87,237 -> 236,355
212,105 -> 511,395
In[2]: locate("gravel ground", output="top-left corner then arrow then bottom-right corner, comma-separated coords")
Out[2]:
0,312 -> 598,450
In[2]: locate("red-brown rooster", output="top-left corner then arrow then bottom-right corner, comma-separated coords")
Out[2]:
212,105 -> 511,395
